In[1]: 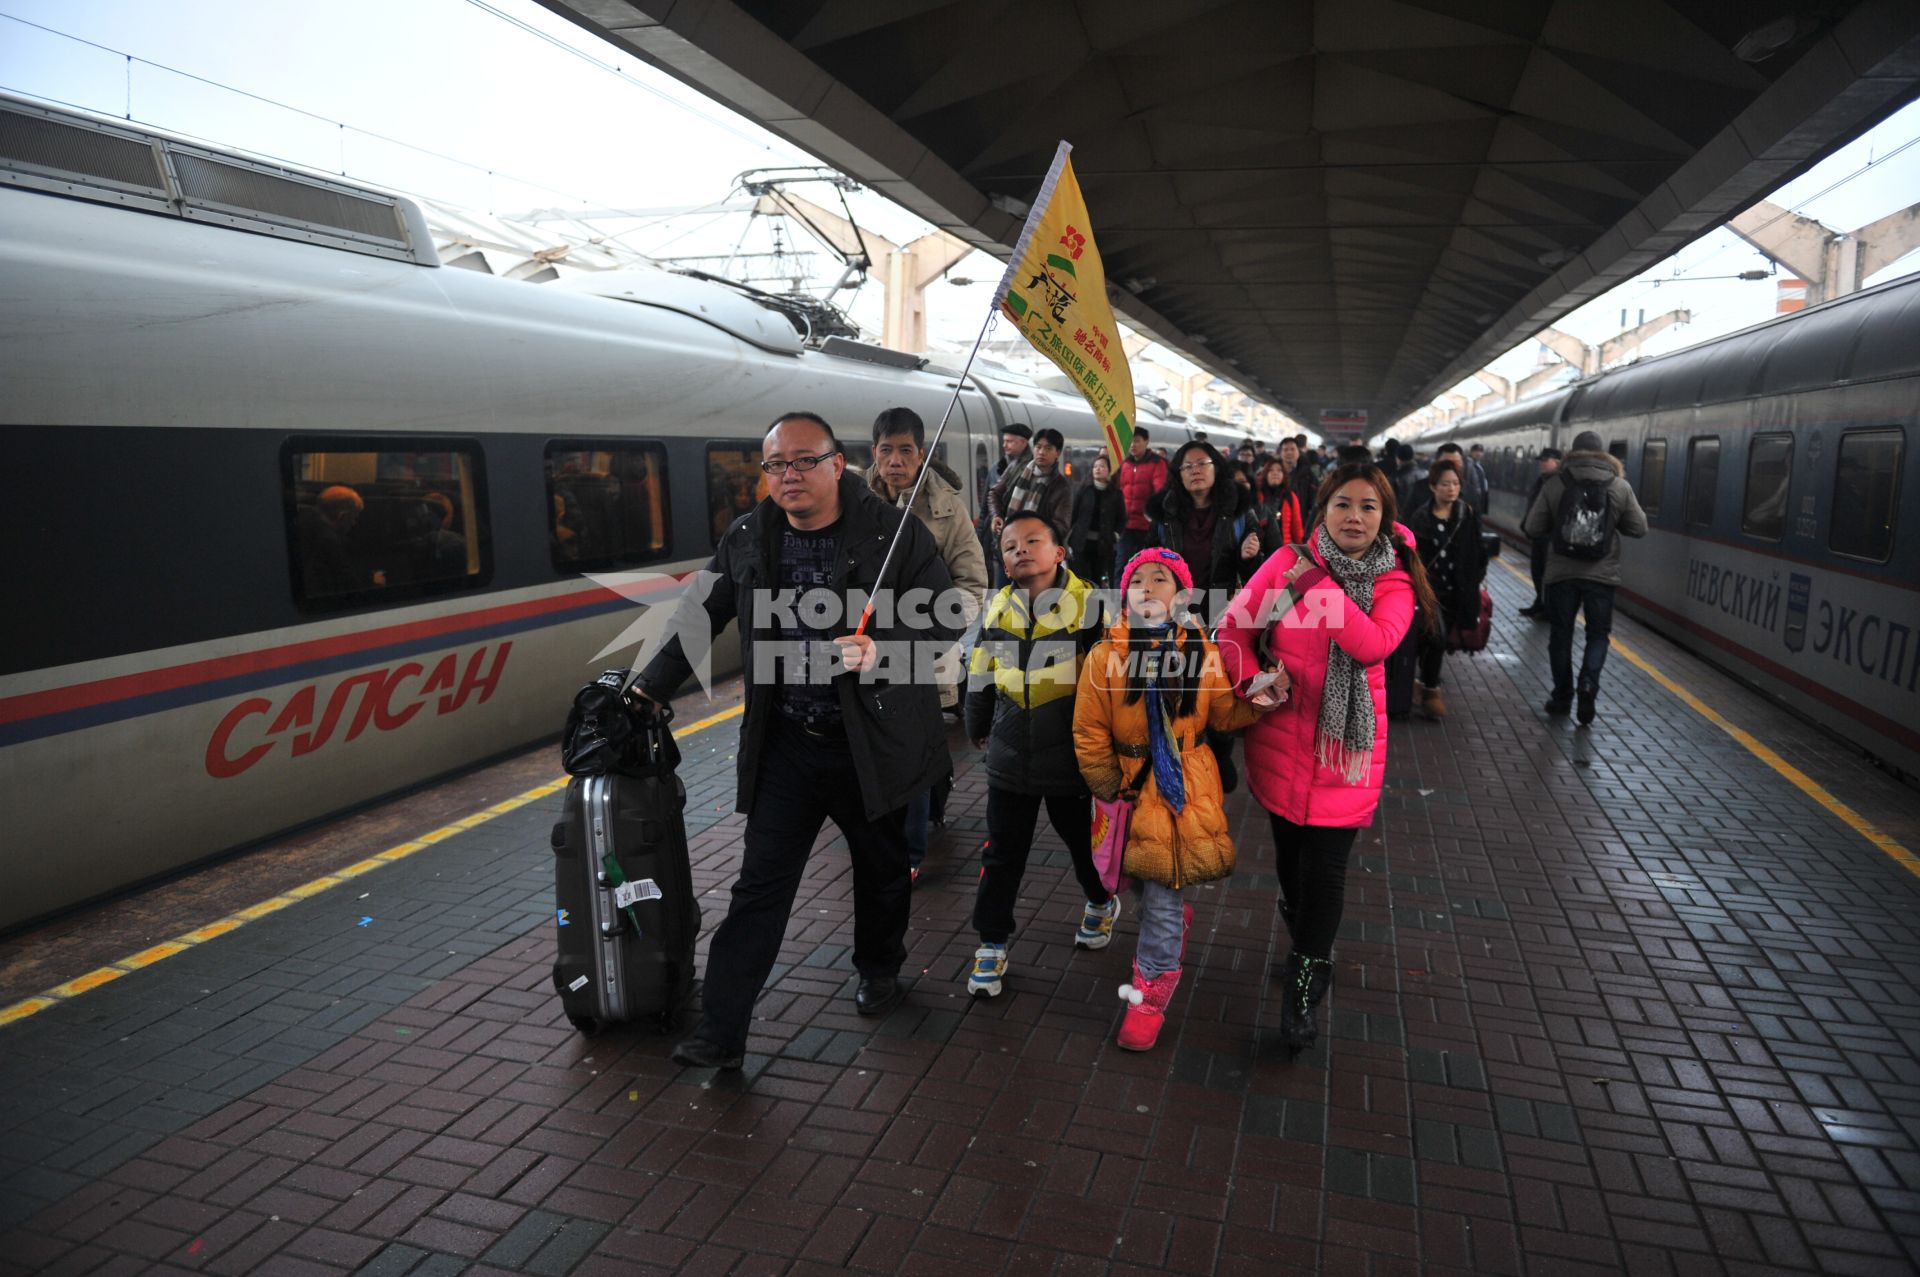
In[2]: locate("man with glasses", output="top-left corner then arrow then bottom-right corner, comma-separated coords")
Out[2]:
632,412 -> 959,1070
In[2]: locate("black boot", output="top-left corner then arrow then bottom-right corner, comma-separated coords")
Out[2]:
1278,953 -> 1333,1057
1576,684 -> 1597,726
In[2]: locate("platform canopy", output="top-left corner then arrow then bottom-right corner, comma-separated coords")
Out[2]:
536,0 -> 1920,426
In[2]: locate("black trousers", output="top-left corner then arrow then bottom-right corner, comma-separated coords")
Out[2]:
1269,813 -> 1359,960
972,787 -> 1107,943
1528,537 -> 1550,605
696,715 -> 910,1050
1417,631 -> 1446,687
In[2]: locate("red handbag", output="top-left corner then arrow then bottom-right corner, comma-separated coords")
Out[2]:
1447,587 -> 1492,653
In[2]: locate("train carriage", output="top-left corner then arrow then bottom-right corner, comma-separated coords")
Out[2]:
0,94 -> 1291,929
1423,278 -> 1920,782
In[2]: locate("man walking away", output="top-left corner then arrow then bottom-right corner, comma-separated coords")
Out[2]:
634,412 -> 959,1070
1522,430 -> 1647,725
1518,448 -> 1562,617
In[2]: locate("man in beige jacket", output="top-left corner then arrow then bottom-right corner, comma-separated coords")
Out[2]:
867,406 -> 988,878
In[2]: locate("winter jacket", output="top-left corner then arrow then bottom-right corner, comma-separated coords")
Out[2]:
1216,529 -> 1418,830
1118,452 -> 1168,532
638,470 -> 958,820
864,458 -> 988,708
1146,474 -> 1268,609
1461,456 -> 1490,517
1067,481 -> 1126,583
989,455 -> 1073,543
1253,486 -> 1307,549
965,567 -> 1106,795
1072,622 -> 1262,888
1521,449 -> 1649,588
1406,500 -> 1488,626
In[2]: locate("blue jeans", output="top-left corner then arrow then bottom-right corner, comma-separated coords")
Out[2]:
1133,880 -> 1187,980
1546,579 -> 1617,700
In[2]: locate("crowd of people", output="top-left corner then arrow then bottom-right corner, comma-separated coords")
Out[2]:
631,408 -> 1644,1070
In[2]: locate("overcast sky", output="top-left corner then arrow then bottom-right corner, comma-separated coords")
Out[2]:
4,0 -> 1917,424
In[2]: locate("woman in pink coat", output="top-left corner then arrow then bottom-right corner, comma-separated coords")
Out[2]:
1217,462 -> 1441,1056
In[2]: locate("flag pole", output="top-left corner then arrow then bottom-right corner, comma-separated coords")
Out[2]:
849,301 -> 998,638
851,141 -> 1074,639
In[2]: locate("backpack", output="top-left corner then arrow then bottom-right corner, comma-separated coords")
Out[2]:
1552,475 -> 1617,560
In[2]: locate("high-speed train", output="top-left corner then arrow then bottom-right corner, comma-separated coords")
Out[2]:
0,94 -> 1280,931
1410,277 -> 1920,782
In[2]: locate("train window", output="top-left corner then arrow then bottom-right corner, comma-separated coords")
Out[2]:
545,443 -> 670,571
1608,440 -> 1628,462
283,440 -> 488,611
707,444 -> 769,545
1641,439 -> 1667,517
1740,433 -> 1793,542
1686,437 -> 1720,527
1829,428 -> 1904,562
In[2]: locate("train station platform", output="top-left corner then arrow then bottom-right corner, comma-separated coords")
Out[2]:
2,557 -> 1917,1277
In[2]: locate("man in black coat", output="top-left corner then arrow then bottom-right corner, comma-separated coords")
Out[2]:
1518,448 -> 1563,617
634,412 -> 958,1069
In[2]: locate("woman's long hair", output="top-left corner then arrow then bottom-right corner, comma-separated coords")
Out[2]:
1309,462 -> 1444,637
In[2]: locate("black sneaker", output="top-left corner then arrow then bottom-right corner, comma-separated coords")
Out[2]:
1545,697 -> 1572,716
1576,687 -> 1597,726
670,1036 -> 743,1070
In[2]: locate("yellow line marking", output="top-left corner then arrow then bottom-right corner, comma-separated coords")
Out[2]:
48,967 -> 127,997
121,942 -> 190,970
4,698 -> 745,1026
1493,556 -> 1918,878
235,896 -> 297,920
0,997 -> 58,1025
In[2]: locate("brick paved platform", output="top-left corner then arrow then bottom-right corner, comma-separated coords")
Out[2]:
2,561 -> 1917,1276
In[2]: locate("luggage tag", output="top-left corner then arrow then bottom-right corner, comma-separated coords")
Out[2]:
613,878 -> 663,909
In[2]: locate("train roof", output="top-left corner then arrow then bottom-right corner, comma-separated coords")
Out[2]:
1430,270 -> 1920,443
0,93 -> 438,267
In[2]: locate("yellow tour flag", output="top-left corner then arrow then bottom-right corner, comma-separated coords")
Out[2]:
995,141 -> 1137,467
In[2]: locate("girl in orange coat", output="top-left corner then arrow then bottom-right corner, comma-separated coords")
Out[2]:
1073,548 -> 1269,1050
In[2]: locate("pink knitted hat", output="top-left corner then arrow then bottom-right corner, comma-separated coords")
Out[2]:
1119,547 -> 1193,601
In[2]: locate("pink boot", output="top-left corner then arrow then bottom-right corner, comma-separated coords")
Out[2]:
1116,964 -> 1183,1051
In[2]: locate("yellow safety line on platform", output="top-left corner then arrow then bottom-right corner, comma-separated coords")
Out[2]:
1492,557 -> 1918,879
0,701 -> 747,1028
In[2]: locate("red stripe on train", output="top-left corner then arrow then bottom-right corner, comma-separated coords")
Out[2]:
0,582 -> 642,727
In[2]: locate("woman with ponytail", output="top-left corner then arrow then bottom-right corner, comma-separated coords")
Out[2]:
1216,463 -> 1441,1057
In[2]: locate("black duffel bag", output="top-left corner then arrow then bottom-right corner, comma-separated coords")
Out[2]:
562,668 -> 677,776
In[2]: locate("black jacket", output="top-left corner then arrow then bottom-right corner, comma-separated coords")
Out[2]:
964,567 -> 1105,795
1146,476 -> 1267,609
1406,500 -> 1489,624
1067,481 -> 1125,581
639,471 -> 958,820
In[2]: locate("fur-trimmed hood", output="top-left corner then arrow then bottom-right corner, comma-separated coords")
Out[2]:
1563,449 -> 1624,482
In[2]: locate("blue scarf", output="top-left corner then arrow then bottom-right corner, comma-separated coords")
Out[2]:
1140,624 -> 1186,814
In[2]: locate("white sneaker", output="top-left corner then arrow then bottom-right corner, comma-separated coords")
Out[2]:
1074,896 -> 1121,950
968,943 -> 1007,997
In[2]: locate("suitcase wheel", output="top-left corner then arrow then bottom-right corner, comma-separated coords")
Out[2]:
567,1014 -> 603,1036
551,821 -> 567,852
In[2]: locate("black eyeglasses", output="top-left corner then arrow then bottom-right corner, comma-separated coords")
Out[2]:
759,449 -> 839,476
